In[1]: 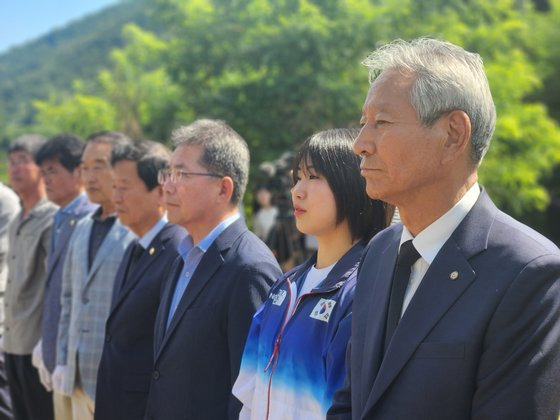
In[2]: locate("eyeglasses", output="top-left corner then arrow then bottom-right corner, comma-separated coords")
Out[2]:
157,168 -> 223,184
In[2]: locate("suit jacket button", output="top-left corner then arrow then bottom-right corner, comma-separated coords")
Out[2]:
153,370 -> 160,380
105,334 -> 112,342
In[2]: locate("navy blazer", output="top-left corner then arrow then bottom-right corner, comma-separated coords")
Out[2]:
328,191 -> 560,419
144,218 -> 282,420
94,223 -> 186,420
41,194 -> 97,372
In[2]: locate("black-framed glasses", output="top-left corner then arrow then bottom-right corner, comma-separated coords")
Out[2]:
158,168 -> 224,184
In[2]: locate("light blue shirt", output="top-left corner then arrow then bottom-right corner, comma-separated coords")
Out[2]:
166,213 -> 240,329
138,216 -> 168,250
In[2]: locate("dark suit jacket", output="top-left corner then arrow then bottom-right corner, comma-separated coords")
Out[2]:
94,223 -> 186,420
144,218 -> 282,420
41,194 -> 97,372
328,191 -> 560,420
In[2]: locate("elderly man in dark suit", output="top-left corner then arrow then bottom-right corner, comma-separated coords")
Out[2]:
94,140 -> 186,420
328,38 -> 560,419
33,134 -> 97,420
144,119 -> 282,420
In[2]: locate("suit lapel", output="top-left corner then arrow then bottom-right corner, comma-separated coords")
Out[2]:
109,242 -> 135,310
111,231 -> 168,316
360,232 -> 400,397
154,257 -> 183,355
156,245 -> 224,357
86,220 -> 128,286
154,218 -> 247,361
362,191 -> 495,415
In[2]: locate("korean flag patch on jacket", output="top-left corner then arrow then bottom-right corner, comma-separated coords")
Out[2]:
310,298 -> 336,322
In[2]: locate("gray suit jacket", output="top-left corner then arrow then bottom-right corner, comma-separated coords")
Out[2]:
56,214 -> 135,399
41,195 -> 97,372
328,191 -> 560,419
4,197 -> 58,354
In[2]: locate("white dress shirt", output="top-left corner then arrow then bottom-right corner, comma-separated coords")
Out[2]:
399,183 -> 480,316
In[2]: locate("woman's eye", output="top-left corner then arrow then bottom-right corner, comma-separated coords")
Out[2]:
309,174 -> 320,180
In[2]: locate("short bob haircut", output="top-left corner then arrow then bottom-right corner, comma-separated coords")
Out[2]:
111,140 -> 171,191
36,133 -> 85,172
292,128 -> 393,242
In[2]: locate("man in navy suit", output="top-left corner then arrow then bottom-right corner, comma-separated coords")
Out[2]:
144,119 -> 282,420
328,38 -> 560,419
33,134 -> 97,420
94,140 -> 186,420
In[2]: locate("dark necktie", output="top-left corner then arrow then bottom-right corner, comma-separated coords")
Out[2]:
122,241 -> 144,290
384,240 -> 420,353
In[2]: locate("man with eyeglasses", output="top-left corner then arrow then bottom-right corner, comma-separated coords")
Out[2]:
144,119 -> 282,420
94,140 -> 185,420
3,134 -> 58,420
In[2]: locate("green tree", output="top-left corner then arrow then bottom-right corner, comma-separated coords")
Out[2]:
33,24 -> 183,141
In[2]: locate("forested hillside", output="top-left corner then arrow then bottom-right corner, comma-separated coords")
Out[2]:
0,0 -> 158,140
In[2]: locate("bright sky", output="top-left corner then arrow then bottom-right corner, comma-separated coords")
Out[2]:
0,0 -> 120,53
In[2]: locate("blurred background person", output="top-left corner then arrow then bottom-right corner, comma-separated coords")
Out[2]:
252,185 -> 278,243
0,182 -> 19,420
233,128 -> 393,419
3,134 -> 57,420
32,133 -> 97,420
52,131 -> 135,420
94,140 -> 185,420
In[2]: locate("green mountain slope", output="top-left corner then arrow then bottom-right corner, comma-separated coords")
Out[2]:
0,0 -> 157,129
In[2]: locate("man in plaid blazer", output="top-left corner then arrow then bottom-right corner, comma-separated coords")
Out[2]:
53,132 -> 135,420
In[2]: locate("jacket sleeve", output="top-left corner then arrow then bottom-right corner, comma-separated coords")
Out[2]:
472,254 -> 560,419
327,338 -> 353,419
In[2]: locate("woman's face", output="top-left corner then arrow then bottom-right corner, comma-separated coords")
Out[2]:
291,160 -> 339,238
256,188 -> 272,207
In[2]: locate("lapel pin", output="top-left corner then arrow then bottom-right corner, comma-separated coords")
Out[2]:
149,247 -> 155,255
70,219 -> 76,226
450,271 -> 459,280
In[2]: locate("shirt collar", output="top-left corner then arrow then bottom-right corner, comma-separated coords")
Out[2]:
138,216 -> 168,249
400,183 -> 480,264
177,213 -> 240,260
59,193 -> 86,215
91,206 -> 117,222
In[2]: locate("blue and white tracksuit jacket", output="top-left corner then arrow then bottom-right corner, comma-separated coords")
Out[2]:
232,242 -> 364,420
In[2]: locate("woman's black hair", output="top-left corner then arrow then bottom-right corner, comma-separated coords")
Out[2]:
292,128 -> 393,242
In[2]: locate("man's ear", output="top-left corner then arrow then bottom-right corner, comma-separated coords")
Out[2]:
217,176 -> 235,204
441,110 -> 472,165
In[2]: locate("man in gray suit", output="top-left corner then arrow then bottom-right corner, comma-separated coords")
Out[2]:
52,131 -> 135,420
0,182 -> 19,420
3,134 -> 58,420
31,134 -> 97,420
328,38 -> 560,419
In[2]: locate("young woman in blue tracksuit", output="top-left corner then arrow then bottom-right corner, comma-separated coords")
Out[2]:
233,128 -> 393,420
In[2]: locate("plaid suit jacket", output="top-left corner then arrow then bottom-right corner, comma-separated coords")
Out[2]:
56,214 -> 135,399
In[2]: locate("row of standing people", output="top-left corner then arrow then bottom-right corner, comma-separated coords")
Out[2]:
1,36 -> 560,420
1,120 -> 384,420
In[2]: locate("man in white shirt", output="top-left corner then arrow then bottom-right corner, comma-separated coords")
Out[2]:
328,38 -> 560,419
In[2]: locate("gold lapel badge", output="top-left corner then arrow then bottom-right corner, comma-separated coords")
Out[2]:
450,271 -> 459,280
70,219 -> 76,226
149,247 -> 155,255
